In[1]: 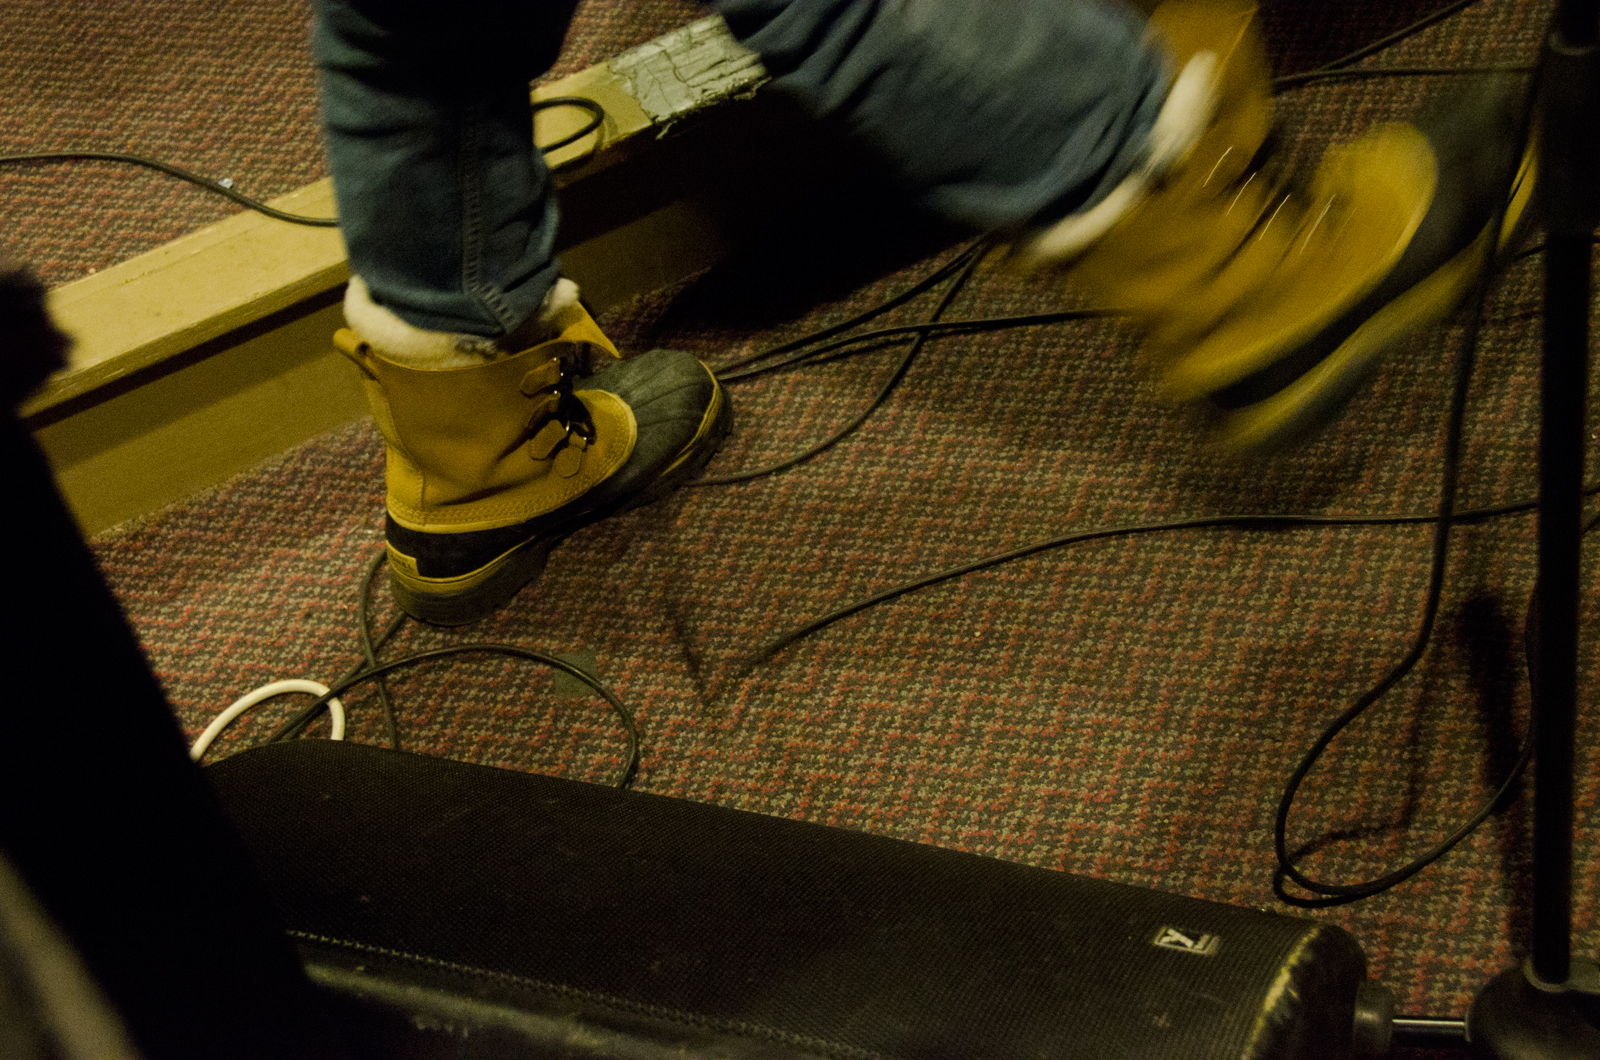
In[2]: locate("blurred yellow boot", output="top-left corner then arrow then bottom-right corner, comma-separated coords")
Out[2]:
1021,0 -> 1532,450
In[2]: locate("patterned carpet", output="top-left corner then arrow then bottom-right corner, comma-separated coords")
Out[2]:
44,0 -> 1600,1048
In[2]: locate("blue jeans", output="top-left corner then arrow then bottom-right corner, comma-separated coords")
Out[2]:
312,0 -> 1167,338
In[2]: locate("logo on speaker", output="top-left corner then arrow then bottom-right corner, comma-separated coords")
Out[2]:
1153,926 -> 1221,956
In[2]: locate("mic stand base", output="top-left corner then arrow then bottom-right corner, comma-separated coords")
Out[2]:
1466,960 -> 1600,1059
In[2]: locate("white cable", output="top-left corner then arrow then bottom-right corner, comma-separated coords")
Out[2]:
189,679 -> 345,762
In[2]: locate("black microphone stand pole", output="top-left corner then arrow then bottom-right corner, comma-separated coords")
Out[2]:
1466,0 -> 1600,1055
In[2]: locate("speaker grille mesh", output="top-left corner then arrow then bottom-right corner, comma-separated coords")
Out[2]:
209,741 -> 1365,1059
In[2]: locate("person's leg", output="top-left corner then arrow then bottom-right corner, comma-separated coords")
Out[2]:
716,0 -> 1531,451
713,0 -> 1172,231
312,0 -> 574,339
312,0 -> 731,626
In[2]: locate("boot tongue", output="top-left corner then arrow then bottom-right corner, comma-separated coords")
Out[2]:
498,292 -> 621,376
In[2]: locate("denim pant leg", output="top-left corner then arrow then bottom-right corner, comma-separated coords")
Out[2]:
314,0 -> 1167,337
311,0 -> 578,337
713,0 -> 1169,230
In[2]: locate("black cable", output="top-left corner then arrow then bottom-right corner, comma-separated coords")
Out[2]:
1271,168 -> 1517,907
710,241 -> 990,377
533,96 -> 606,154
1273,64 -> 1534,90
713,10 -> 1559,896
266,549 -> 404,745
715,309 -> 1125,384
1283,0 -> 1487,78
693,241 -> 991,486
0,150 -> 342,227
0,98 -> 607,228
753,482 -> 1600,666
738,315 -> 1560,906
216,0 -> 1558,854
289,642 -> 640,789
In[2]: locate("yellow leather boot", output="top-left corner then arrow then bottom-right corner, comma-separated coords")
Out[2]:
337,277 -> 731,625
1020,0 -> 1532,450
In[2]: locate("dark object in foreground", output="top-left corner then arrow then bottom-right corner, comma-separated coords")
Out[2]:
0,252 -> 68,408
209,737 -> 1392,1060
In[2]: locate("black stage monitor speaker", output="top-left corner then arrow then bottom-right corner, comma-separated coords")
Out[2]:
208,740 -> 1393,1060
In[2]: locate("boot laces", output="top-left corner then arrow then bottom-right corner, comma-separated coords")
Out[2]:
553,347 -> 597,446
